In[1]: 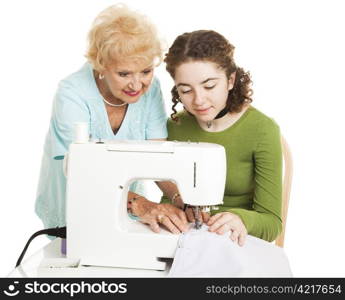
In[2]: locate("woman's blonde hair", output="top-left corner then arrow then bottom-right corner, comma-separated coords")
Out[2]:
85,4 -> 163,72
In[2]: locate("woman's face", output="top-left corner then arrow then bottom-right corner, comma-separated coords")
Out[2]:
174,61 -> 235,122
102,59 -> 154,104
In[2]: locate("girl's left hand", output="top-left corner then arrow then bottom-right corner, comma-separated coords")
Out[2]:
207,212 -> 247,246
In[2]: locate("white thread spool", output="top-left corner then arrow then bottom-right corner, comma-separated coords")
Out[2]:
74,122 -> 89,143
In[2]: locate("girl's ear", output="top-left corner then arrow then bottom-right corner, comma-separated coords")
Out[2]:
228,71 -> 236,91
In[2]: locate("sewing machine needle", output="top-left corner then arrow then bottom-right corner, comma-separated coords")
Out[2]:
193,206 -> 202,229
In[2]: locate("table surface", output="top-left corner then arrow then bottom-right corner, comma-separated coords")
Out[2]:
8,238 -> 171,277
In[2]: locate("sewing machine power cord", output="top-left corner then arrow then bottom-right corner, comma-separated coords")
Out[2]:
15,227 -> 66,268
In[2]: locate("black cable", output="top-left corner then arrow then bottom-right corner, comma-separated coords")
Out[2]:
16,227 -> 66,268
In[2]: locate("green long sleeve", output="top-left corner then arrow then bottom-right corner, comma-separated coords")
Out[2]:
165,106 -> 282,242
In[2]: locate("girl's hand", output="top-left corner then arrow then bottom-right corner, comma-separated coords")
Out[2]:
207,212 -> 247,246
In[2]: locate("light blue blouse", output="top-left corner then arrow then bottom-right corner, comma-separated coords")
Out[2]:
35,63 -> 167,229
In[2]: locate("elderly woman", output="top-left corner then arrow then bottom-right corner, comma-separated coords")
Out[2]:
35,4 -> 188,235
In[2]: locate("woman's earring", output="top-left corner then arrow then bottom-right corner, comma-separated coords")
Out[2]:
99,73 -> 104,80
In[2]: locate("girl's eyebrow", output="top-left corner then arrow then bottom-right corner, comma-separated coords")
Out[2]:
201,77 -> 219,84
176,83 -> 190,88
176,77 -> 219,88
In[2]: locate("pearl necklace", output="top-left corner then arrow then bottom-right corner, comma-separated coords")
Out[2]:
102,96 -> 128,107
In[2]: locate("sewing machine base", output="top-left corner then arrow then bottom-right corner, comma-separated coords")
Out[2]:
9,238 -> 171,277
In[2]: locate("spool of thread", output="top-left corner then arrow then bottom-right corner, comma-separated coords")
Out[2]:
74,122 -> 89,143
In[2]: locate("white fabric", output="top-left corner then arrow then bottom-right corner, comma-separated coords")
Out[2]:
169,225 -> 292,277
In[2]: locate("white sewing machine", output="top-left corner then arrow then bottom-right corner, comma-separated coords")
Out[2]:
64,125 -> 226,271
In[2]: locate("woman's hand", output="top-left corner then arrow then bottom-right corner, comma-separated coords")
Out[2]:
185,207 -> 210,224
169,192 -> 210,226
207,212 -> 247,246
131,198 -> 189,234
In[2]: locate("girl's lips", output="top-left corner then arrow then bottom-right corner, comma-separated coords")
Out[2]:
123,90 -> 141,97
195,107 -> 211,114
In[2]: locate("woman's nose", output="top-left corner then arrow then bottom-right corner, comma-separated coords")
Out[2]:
128,75 -> 142,91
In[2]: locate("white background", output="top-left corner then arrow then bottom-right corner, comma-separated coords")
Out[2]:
0,0 -> 344,277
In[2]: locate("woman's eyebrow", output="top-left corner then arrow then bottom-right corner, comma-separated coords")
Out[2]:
116,66 -> 153,73
142,65 -> 153,71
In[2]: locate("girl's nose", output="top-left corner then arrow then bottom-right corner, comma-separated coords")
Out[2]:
193,90 -> 205,106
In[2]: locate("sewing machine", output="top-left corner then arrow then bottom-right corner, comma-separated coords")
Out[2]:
64,125 -> 226,271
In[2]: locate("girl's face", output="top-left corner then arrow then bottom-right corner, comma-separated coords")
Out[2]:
102,59 -> 154,104
174,61 -> 235,122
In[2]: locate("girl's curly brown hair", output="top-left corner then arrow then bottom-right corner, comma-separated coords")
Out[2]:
164,30 -> 253,121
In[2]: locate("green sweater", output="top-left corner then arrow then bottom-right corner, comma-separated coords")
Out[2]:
164,106 -> 282,242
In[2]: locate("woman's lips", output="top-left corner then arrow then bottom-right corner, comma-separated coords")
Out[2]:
123,90 -> 141,97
